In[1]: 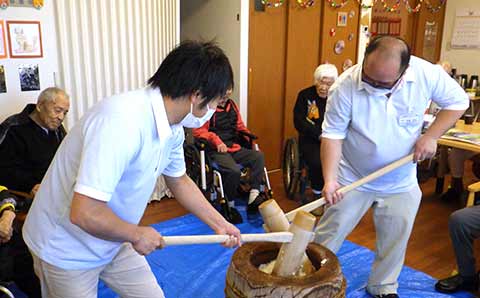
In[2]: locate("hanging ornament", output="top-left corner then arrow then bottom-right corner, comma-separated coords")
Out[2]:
348,33 -> 355,41
424,0 -> 446,14
0,0 -> 9,9
356,0 -> 375,9
349,10 -> 356,18
261,0 -> 285,8
334,40 -> 346,55
403,0 -> 422,13
326,0 -> 349,9
343,59 -> 353,71
379,0 -> 401,12
297,0 -> 316,8
330,28 -> 336,37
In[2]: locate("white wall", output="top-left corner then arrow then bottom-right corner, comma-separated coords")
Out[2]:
440,0 -> 480,76
180,0 -> 249,120
0,2 -> 58,121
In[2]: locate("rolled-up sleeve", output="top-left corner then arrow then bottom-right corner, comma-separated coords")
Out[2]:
321,86 -> 352,140
430,65 -> 469,111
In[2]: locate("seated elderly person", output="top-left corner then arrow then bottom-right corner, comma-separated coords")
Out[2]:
435,204 -> 480,293
0,87 -> 69,195
293,64 -> 338,200
193,89 -> 266,217
0,185 -> 41,297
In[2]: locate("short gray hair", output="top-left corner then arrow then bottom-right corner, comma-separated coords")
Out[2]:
37,87 -> 69,104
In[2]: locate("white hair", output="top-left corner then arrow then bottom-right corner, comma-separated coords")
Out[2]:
37,87 -> 69,104
313,64 -> 338,83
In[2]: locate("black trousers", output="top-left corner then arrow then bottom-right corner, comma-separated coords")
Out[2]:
299,140 -> 323,191
209,148 -> 265,201
0,229 -> 41,298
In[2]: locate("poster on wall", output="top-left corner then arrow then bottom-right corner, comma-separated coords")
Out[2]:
6,20 -> 43,58
422,21 -> 438,63
18,64 -> 40,91
0,20 -> 7,59
337,12 -> 348,27
0,65 -> 6,93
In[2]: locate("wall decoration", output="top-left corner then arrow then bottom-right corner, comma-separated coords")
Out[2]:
348,33 -> 355,41
0,20 -> 6,59
18,64 -> 40,91
326,0 -> 349,9
349,10 -> 355,18
297,0 -> 315,8
261,0 -> 284,7
6,20 -> 43,58
330,28 -> 336,37
357,0 -> 374,9
424,0 -> 446,14
7,0 -> 42,8
0,0 -> 8,9
337,12 -> 348,27
334,40 -> 345,54
343,59 -> 353,71
0,65 -> 6,93
379,0 -> 401,13
403,0 -> 422,13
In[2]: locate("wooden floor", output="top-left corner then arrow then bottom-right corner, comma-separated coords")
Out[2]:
141,166 -> 480,280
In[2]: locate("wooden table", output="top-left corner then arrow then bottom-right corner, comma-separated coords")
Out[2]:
436,120 -> 480,193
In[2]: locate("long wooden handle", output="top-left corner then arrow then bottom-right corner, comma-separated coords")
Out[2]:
285,153 -> 414,221
162,232 -> 293,246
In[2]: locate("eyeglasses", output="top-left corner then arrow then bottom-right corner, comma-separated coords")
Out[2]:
361,64 -> 407,89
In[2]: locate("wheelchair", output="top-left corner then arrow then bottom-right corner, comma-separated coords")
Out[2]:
184,130 -> 273,224
282,137 -> 310,204
0,283 -> 14,298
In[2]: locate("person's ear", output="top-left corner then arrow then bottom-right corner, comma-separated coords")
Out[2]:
190,91 -> 203,105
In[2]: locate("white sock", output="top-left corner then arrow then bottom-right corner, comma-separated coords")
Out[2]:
248,189 -> 260,204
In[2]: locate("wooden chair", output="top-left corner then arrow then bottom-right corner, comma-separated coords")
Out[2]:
466,181 -> 480,207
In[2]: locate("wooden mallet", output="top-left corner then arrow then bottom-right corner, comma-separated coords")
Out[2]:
162,232 -> 293,246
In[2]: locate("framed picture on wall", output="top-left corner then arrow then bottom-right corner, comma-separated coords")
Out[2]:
6,20 -> 43,58
0,20 -> 7,59
337,12 -> 348,27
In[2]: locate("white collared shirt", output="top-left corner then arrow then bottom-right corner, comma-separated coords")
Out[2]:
23,87 -> 185,269
322,56 -> 469,193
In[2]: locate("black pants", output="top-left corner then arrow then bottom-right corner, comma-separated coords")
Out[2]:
449,205 -> 480,278
0,229 -> 41,298
209,148 -> 265,201
299,140 -> 323,191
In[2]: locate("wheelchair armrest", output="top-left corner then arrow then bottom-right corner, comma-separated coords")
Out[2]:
194,138 -> 210,151
238,131 -> 257,140
466,181 -> 480,207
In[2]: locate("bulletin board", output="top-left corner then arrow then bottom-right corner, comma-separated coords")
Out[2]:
451,8 -> 480,49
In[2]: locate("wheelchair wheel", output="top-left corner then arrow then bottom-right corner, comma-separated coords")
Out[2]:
282,137 -> 301,199
184,144 -> 203,188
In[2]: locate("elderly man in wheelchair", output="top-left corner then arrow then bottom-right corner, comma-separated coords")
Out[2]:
283,64 -> 338,204
192,89 -> 268,221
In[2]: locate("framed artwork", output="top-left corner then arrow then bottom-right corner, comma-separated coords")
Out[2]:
18,64 -> 40,91
6,20 -> 43,58
0,65 -> 6,93
337,12 -> 348,27
0,20 -> 7,59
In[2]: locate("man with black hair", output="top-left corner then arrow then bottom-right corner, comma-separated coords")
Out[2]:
0,185 -> 41,298
23,41 -> 241,298
315,35 -> 468,298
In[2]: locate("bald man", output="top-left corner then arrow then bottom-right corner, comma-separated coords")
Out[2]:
294,64 -> 338,201
314,36 -> 468,298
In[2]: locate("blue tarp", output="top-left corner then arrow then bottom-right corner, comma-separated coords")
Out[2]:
9,203 -> 474,298
94,204 -> 474,298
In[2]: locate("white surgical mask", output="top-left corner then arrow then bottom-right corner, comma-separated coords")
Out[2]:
363,82 -> 392,97
180,103 -> 216,128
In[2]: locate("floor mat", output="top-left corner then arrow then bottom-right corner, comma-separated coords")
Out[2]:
96,205 -> 475,298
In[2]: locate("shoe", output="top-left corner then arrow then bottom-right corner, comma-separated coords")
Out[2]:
439,188 -> 465,202
228,206 -> 243,224
247,193 -> 267,216
371,294 -> 398,298
435,274 -> 479,293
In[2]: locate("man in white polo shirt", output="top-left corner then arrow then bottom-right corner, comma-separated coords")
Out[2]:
315,36 -> 468,298
22,41 -> 241,298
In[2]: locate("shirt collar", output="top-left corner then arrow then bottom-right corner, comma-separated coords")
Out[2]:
148,87 -> 172,139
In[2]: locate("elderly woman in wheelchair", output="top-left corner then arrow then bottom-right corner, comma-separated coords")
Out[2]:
186,90 -> 272,223
283,64 -> 338,204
